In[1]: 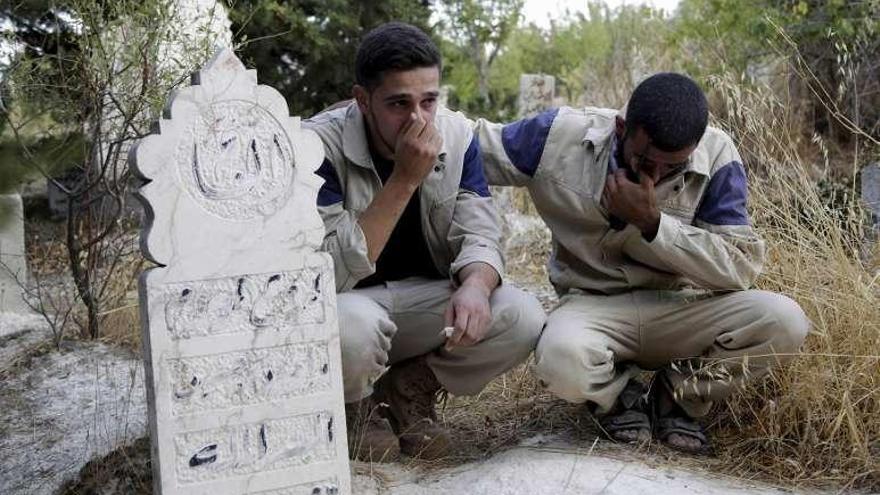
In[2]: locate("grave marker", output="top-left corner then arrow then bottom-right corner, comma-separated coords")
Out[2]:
0,194 -> 29,314
517,74 -> 555,118
133,49 -> 350,495
863,163 -> 880,227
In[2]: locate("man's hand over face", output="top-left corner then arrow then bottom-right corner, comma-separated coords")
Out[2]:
443,283 -> 492,350
602,169 -> 662,240
390,112 -> 443,187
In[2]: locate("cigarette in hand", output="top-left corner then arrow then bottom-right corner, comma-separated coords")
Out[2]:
440,326 -> 455,350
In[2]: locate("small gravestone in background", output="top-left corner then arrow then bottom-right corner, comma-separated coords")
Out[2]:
438,84 -> 452,109
133,49 -> 350,495
863,163 -> 880,231
517,74 -> 555,118
862,163 -> 880,266
0,194 -> 30,314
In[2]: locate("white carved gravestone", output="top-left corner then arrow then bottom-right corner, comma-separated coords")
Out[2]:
0,194 -> 29,314
517,74 -> 555,118
132,49 -> 350,495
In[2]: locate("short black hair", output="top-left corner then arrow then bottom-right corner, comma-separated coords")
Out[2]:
355,22 -> 441,90
625,72 -> 709,152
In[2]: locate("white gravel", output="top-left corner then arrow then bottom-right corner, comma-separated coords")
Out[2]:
0,338 -> 147,495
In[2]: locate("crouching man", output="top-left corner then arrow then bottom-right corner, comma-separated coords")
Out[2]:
476,73 -> 809,454
305,22 -> 545,461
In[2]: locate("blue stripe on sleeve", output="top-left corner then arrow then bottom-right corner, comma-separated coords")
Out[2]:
695,161 -> 750,225
500,108 -> 559,177
460,134 -> 491,197
315,158 -> 344,207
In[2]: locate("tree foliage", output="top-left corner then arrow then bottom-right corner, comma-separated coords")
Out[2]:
1,0 -> 221,341
442,2 -> 672,119
226,0 -> 433,117
436,0 -> 523,114
673,0 -> 880,139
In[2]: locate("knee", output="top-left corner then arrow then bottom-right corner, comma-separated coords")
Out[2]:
490,286 -> 546,352
337,295 -> 394,385
535,330 -> 613,399
537,337 -> 612,379
747,291 -> 810,353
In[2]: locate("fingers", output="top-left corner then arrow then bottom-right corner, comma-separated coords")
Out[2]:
638,170 -> 656,191
403,112 -> 427,140
442,302 -> 455,350
444,301 -> 454,328
450,308 -> 469,347
416,114 -> 434,138
420,121 -> 438,145
398,112 -> 417,139
459,311 -> 489,347
605,174 -> 618,196
429,131 -> 443,153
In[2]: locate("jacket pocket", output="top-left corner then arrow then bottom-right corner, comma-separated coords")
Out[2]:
426,194 -> 457,271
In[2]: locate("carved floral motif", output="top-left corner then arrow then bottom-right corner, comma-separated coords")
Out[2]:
161,268 -> 326,340
169,343 -> 332,416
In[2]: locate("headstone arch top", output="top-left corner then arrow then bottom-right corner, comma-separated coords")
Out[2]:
135,48 -> 326,280
133,49 -> 350,495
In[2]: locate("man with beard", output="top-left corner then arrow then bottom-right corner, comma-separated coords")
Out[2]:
475,72 -> 809,454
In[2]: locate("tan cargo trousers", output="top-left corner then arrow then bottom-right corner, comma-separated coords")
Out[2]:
337,277 -> 546,402
535,289 -> 810,417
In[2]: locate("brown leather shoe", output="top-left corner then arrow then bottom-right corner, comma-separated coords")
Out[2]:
377,356 -> 452,460
345,395 -> 400,462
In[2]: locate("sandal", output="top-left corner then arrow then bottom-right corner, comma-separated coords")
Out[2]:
598,380 -> 651,443
650,381 -> 713,455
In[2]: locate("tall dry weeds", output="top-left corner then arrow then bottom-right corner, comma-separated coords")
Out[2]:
707,68 -> 880,489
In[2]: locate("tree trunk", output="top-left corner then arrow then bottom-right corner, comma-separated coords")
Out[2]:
66,194 -> 100,339
471,35 -> 490,108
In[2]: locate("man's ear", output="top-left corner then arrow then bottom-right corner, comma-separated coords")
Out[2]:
614,115 -> 626,138
353,85 -> 369,114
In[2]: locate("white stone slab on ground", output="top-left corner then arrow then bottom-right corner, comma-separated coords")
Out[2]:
353,436 -> 824,495
133,49 -> 350,495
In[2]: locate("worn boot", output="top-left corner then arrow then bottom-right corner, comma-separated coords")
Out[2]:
345,395 -> 400,462
378,356 -> 452,460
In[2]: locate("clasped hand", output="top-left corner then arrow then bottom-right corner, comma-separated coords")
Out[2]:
389,112 -> 443,187
601,169 -> 661,239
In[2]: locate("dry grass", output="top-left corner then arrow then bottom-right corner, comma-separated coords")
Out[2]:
58,436 -> 152,495
704,71 -> 880,490
23,216 -> 144,351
